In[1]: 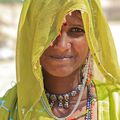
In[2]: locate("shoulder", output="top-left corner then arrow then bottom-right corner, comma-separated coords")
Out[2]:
0,85 -> 17,119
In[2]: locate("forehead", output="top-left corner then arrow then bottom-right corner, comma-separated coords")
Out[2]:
65,10 -> 83,25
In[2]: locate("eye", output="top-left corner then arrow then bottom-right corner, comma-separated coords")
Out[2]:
67,27 -> 85,38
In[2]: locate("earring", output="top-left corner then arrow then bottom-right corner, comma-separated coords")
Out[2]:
81,52 -> 93,85
87,53 -> 93,86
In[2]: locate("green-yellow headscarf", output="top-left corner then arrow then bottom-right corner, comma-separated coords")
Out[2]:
0,0 -> 120,120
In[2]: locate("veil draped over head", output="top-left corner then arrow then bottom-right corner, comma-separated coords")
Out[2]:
0,0 -> 120,120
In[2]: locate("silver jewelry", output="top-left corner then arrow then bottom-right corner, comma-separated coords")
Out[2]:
45,84 -> 82,109
41,53 -> 93,120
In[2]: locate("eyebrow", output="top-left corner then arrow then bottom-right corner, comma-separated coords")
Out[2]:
69,24 -> 84,28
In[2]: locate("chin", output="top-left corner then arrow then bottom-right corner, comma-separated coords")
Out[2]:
50,72 -> 71,77
46,67 -> 75,77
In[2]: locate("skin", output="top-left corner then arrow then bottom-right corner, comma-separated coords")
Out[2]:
40,11 -> 89,93
40,11 -> 97,119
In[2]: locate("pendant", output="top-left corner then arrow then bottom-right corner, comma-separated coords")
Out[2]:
64,94 -> 69,108
64,101 -> 69,108
49,94 -> 57,107
58,95 -> 63,107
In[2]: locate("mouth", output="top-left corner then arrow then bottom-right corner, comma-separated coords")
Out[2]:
49,55 -> 73,60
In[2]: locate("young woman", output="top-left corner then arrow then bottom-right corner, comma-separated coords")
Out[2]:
0,0 -> 120,120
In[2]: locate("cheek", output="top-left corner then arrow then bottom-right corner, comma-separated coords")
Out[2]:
72,38 -> 89,58
40,50 -> 48,65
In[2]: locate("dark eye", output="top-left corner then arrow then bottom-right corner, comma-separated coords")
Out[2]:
67,27 -> 85,38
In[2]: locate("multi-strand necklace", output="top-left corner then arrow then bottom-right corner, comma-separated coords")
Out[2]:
41,53 -> 95,120
45,81 -> 95,120
45,83 -> 83,109
85,82 -> 95,120
66,81 -> 96,120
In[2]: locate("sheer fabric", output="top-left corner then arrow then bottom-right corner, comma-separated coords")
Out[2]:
0,0 -> 120,119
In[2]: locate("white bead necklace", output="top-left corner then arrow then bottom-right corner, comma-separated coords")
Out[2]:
41,54 -> 91,120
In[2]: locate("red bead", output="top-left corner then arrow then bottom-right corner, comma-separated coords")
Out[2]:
68,118 -> 77,120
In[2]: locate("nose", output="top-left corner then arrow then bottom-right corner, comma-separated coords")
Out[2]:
52,32 -> 71,52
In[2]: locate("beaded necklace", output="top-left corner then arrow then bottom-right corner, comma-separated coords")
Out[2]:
68,55 -> 95,120
67,81 -> 96,120
85,81 -> 95,120
41,53 -> 94,120
45,83 -> 83,109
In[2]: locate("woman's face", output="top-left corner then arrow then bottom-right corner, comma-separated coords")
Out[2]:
40,11 -> 89,77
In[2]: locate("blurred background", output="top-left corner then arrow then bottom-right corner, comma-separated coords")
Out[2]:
0,0 -> 120,97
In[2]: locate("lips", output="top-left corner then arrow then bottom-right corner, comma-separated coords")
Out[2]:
50,55 -> 73,59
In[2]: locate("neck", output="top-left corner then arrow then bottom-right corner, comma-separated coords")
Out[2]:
43,68 -> 82,94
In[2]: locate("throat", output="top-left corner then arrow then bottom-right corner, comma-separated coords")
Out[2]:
43,69 -> 82,94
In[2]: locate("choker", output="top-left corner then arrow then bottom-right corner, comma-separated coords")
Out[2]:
42,53 -> 94,120
44,53 -> 93,110
45,83 -> 83,109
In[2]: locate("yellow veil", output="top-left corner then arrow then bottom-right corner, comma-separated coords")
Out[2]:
0,0 -> 120,120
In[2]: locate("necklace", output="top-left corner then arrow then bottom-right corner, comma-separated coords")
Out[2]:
41,66 -> 88,120
67,82 -> 96,120
41,53 -> 93,120
85,82 -> 94,120
41,77 -> 87,120
68,55 -> 95,120
45,83 -> 83,109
